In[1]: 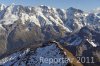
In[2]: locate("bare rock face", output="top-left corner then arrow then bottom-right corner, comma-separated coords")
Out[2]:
0,28 -> 7,56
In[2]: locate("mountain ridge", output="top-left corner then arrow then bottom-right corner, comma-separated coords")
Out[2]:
0,4 -> 100,60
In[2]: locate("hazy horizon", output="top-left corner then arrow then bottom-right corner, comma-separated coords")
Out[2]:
0,0 -> 100,11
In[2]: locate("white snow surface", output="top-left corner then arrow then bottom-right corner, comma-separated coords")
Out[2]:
86,39 -> 97,47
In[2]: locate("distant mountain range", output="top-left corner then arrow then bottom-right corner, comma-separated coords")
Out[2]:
0,4 -> 100,66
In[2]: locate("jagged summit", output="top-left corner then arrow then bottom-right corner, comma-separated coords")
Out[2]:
67,7 -> 83,13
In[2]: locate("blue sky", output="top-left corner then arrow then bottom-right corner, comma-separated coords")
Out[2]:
0,0 -> 100,11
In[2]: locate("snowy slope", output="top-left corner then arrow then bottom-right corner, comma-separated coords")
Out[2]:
0,44 -> 67,66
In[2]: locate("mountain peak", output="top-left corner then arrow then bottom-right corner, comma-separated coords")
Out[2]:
39,5 -> 51,10
67,7 -> 83,13
0,4 -> 6,11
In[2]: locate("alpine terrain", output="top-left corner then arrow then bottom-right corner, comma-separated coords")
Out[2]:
0,4 -> 100,66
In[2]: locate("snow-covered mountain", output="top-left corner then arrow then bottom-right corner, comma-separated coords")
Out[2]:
0,4 -> 100,66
